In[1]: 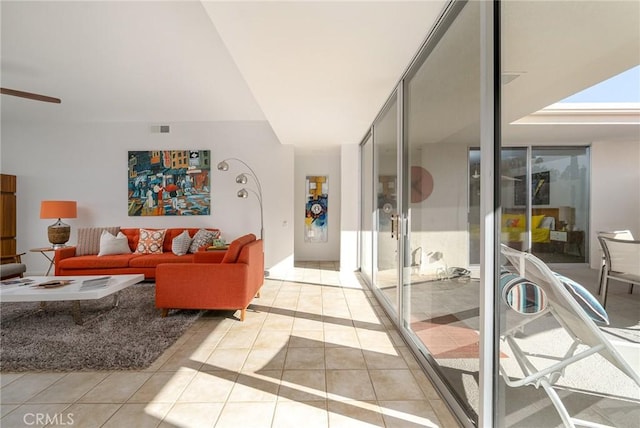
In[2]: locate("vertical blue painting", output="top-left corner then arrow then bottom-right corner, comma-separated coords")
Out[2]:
304,176 -> 328,242
128,150 -> 211,216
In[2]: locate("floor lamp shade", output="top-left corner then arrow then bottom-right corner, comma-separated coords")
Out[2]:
40,200 -> 77,248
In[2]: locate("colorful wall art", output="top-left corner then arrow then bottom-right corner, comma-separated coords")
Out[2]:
304,175 -> 328,243
128,150 -> 211,216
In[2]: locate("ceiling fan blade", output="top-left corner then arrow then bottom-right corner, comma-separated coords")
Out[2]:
0,87 -> 61,104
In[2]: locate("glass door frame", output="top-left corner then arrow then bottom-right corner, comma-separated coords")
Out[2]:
358,1 -> 499,426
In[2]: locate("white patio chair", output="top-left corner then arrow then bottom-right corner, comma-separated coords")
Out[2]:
597,235 -> 640,308
596,230 -> 634,296
500,244 -> 640,428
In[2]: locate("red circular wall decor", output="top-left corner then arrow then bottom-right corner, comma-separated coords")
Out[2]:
411,166 -> 434,203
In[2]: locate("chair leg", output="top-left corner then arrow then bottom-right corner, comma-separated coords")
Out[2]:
240,307 -> 246,321
601,277 -> 609,309
629,283 -> 634,294
597,263 -> 605,295
161,308 -> 169,318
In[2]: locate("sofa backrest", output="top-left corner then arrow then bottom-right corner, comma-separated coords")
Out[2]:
222,233 -> 257,263
120,228 -> 220,253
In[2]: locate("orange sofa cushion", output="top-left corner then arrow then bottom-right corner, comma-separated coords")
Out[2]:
128,253 -> 195,268
57,254 -> 141,269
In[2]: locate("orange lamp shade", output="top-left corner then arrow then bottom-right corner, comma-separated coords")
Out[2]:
40,200 -> 77,219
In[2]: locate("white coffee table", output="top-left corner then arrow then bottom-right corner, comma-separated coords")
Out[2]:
0,274 -> 144,324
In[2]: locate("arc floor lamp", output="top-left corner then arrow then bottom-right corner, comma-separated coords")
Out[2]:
217,158 -> 264,241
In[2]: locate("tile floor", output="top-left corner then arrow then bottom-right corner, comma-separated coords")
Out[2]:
0,261 -> 460,428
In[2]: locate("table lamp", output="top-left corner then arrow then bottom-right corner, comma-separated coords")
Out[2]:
40,200 -> 77,248
558,206 -> 575,231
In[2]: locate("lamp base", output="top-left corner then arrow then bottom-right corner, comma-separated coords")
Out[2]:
48,219 -> 70,248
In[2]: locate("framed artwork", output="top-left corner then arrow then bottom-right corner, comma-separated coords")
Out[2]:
127,150 -> 211,216
305,176 -> 328,243
514,171 -> 550,206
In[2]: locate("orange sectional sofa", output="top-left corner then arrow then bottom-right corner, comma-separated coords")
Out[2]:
155,233 -> 264,321
54,228 -> 220,279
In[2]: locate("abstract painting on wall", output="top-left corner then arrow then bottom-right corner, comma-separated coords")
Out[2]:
304,175 -> 328,242
128,150 -> 211,216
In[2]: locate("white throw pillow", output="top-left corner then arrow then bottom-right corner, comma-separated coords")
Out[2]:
172,230 -> 193,256
76,227 -> 120,255
98,231 -> 132,256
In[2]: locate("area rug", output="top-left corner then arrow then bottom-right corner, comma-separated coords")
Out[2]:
1,283 -> 203,372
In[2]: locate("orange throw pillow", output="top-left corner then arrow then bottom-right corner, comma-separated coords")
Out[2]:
135,229 -> 166,254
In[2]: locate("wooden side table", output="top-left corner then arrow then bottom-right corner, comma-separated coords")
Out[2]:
550,230 -> 585,256
30,247 -> 55,276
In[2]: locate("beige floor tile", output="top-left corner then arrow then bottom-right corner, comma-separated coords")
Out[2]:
327,400 -> 385,427
204,348 -> 250,372
0,373 -> 23,388
325,347 -> 367,370
279,370 -> 326,402
252,329 -> 292,350
369,370 -> 425,401
284,347 -> 325,370
287,330 -> 325,347
378,400 -> 441,428
242,347 -> 287,372
128,370 -> 196,403
215,330 -> 259,349
49,403 -> 120,428
1,403 -> 72,428
326,369 -> 376,401
0,404 -> 19,419
356,328 -> 396,348
292,315 -> 324,331
27,372 -> 109,404
0,264 -> 461,428
323,328 -> 361,348
411,369 -> 442,400
272,401 -> 328,428
263,313 -> 295,331
429,399 -> 462,428
177,370 -> 237,403
156,346 -> 211,372
79,372 -> 153,403
0,373 -> 65,404
102,402 -> 172,428
214,402 -> 276,428
159,402 -> 224,427
227,370 -> 281,402
363,347 -> 410,370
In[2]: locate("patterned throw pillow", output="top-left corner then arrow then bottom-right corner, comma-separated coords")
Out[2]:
76,227 -> 120,256
172,230 -> 193,256
188,229 -> 216,253
553,272 -> 610,325
500,268 -> 547,315
98,231 -> 132,256
135,229 -> 166,254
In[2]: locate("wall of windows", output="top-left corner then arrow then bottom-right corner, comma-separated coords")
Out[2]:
359,0 -> 639,426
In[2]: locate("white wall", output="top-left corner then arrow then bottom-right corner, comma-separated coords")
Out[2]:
1,120 -> 294,275
340,144 -> 360,272
294,146 -> 341,261
590,139 -> 640,268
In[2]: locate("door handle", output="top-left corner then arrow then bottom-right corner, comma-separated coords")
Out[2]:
390,214 -> 399,240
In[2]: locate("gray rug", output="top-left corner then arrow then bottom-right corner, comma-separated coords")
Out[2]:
1,283 -> 203,372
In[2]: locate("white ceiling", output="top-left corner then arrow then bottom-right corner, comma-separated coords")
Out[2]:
1,0 -> 446,147
1,1 -> 638,148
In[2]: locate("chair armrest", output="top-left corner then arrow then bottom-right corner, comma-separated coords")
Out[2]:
0,253 -> 26,264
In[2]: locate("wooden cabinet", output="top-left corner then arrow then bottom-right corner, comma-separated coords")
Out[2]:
1,174 -> 17,256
